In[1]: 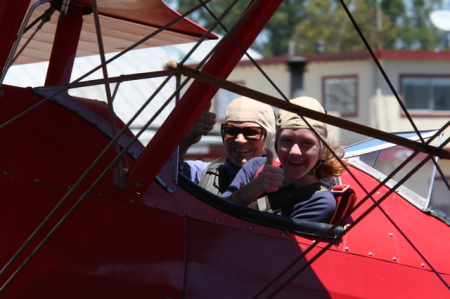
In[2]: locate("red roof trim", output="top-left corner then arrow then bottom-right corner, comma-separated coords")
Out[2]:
236,50 -> 450,67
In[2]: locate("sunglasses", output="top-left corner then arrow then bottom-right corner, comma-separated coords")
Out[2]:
221,123 -> 266,141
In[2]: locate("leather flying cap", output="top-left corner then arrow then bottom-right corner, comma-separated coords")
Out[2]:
276,96 -> 328,141
225,96 -> 276,154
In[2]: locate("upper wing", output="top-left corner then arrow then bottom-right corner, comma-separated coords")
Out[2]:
14,0 -> 217,65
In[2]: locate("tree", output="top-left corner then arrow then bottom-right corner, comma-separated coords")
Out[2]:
382,0 -> 443,50
167,0 -> 308,55
167,0 -> 445,56
167,0 -> 254,34
259,0 -> 308,56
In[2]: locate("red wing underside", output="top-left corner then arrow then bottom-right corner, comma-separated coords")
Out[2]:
14,0 -> 216,65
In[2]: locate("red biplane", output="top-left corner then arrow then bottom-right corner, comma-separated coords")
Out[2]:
1,0 -> 449,298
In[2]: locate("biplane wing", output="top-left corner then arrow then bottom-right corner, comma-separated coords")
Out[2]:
8,0 -> 217,65
1,0 -> 449,298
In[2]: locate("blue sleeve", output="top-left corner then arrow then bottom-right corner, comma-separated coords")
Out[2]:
181,160 -> 211,184
221,157 -> 266,198
287,191 -> 336,223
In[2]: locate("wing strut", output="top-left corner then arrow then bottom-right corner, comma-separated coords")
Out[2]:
124,0 -> 285,192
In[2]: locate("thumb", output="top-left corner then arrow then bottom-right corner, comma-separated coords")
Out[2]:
265,148 -> 274,166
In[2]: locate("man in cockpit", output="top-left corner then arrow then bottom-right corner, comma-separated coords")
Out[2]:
180,96 -> 276,195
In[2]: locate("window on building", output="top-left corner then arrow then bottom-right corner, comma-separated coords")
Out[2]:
323,76 -> 357,116
402,76 -> 450,112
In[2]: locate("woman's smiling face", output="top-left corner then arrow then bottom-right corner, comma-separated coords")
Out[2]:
277,128 -> 321,181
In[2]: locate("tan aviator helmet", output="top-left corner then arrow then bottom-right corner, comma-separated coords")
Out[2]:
225,96 -> 276,155
276,96 -> 328,144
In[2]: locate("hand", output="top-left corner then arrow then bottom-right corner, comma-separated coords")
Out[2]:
192,111 -> 216,142
179,110 -> 216,158
256,148 -> 284,193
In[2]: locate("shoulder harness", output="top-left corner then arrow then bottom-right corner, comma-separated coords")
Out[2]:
198,159 -> 230,196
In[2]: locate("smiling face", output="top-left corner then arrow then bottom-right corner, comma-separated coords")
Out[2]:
277,128 -> 321,186
223,121 -> 266,168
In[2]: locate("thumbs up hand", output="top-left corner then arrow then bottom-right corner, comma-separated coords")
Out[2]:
179,111 -> 216,158
255,148 -> 284,193
228,148 -> 283,206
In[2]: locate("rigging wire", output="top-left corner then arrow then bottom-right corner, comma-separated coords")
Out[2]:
0,0 -> 215,288
0,74 -> 182,291
339,0 -> 425,144
256,133 -> 450,298
167,60 -> 450,295
170,9 -> 450,282
197,0 -> 290,102
197,0 -> 450,219
90,0 -> 125,181
179,0 -> 240,67
0,0 -> 210,130
180,0 -> 450,192
176,0 -> 450,292
250,0 -> 450,287
188,2 -> 445,292
168,60 -> 450,292
339,0 -> 449,203
1,0 -> 449,295
1,0 -> 284,288
11,3 -> 57,65
0,0 -> 52,87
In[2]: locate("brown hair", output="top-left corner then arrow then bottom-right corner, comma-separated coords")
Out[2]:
315,140 -> 347,180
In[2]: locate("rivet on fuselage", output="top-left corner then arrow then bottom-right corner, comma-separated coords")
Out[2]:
247,226 -> 252,230
369,252 -> 373,256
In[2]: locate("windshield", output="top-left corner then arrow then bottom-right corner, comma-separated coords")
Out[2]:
345,131 -> 449,216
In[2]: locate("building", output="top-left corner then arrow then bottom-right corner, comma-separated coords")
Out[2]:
216,50 -> 450,145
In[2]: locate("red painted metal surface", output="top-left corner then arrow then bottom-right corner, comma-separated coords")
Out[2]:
1,0 -> 449,298
0,180 -> 187,298
340,167 -> 450,273
45,3 -> 84,86
183,218 -> 449,298
1,86 -> 449,296
0,85 -> 186,297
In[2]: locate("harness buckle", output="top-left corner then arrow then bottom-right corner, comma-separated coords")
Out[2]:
331,184 -> 350,193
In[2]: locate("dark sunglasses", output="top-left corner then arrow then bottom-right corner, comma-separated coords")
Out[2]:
221,123 -> 266,141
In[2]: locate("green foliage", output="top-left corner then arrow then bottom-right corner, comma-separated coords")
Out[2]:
166,0 -> 446,56
261,0 -> 308,55
168,0 -> 252,32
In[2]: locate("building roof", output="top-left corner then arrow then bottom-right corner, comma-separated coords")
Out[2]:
236,50 -> 450,67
